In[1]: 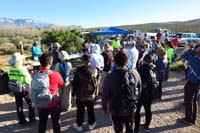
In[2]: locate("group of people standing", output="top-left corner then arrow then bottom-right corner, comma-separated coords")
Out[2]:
5,34 -> 200,133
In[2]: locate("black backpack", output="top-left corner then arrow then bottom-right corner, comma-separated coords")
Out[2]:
0,70 -> 10,94
117,69 -> 141,116
141,64 -> 159,92
77,66 -> 97,99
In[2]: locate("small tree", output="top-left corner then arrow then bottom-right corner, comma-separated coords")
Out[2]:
41,29 -> 83,53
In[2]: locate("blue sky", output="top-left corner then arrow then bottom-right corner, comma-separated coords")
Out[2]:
0,0 -> 200,28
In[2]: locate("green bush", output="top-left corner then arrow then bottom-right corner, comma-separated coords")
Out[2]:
0,37 -> 8,44
170,60 -> 185,71
5,47 -> 20,55
41,29 -> 83,53
11,36 -> 25,48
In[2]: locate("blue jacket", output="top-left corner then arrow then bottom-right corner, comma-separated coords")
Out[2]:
181,50 -> 200,84
31,46 -> 42,59
155,57 -> 168,81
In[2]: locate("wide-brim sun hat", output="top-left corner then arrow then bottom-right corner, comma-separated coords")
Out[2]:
8,52 -> 25,65
59,50 -> 70,60
54,42 -> 61,48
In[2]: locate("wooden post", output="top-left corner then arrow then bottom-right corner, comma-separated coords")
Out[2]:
19,41 -> 24,55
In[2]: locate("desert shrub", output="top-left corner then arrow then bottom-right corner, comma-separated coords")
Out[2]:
5,47 -> 20,55
0,37 -> 9,44
84,32 -> 103,42
41,29 -> 83,53
170,60 -> 185,71
10,36 -> 25,48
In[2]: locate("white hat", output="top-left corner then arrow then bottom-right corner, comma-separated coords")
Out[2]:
59,51 -> 70,60
8,53 -> 25,65
54,42 -> 61,48
92,44 -> 101,54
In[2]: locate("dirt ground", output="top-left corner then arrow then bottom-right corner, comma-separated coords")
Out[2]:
0,70 -> 200,133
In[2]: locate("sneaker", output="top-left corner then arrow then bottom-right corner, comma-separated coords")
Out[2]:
73,123 -> 83,131
89,122 -> 97,130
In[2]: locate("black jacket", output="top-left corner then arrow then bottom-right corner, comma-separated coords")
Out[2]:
102,68 -> 141,116
72,65 -> 97,101
137,63 -> 158,95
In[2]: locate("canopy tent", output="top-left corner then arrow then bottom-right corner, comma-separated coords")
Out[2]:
92,27 -> 131,36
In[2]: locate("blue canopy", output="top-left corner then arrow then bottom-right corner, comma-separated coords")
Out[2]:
92,27 -> 131,36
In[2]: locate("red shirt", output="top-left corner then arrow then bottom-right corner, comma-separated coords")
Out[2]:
172,38 -> 179,49
37,68 -> 64,109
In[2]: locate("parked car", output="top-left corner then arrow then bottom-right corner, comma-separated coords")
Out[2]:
144,28 -> 171,40
127,29 -> 143,41
196,32 -> 200,38
168,33 -> 182,46
174,32 -> 183,39
180,33 -> 196,46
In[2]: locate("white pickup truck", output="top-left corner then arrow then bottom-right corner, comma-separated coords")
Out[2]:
127,29 -> 144,41
144,28 -> 171,40
127,28 -> 170,41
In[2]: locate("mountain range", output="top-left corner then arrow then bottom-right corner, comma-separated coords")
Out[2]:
0,17 -> 54,28
0,17 -> 200,32
0,17 -> 83,29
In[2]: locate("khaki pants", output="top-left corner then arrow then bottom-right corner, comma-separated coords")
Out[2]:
59,84 -> 72,111
99,71 -> 108,93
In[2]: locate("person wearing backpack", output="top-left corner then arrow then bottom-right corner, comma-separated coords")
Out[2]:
72,54 -> 98,131
180,44 -> 200,125
54,51 -> 72,112
102,52 -> 142,133
31,53 -> 64,133
134,54 -> 158,132
7,53 -> 36,125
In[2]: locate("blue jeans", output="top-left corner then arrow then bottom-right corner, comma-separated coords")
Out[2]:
38,103 -> 61,133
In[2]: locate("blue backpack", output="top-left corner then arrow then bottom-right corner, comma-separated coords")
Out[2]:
59,62 -> 70,83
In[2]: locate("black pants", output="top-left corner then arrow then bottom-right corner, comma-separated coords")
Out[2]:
134,92 -> 152,132
155,80 -> 163,100
111,115 -> 134,133
38,103 -> 61,133
164,63 -> 170,81
14,91 -> 35,124
184,81 -> 200,123
76,99 -> 95,126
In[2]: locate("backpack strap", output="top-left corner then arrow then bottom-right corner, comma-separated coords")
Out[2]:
189,65 -> 200,81
37,70 -> 53,75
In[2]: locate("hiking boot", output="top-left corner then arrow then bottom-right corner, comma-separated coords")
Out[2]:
73,123 -> 83,131
89,122 -> 97,130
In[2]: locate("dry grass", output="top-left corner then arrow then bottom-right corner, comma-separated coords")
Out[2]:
0,55 -> 10,71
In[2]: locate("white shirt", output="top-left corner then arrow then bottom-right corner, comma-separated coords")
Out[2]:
127,47 -> 139,69
90,53 -> 104,70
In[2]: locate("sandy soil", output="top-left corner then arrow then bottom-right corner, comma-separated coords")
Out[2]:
0,58 -> 199,132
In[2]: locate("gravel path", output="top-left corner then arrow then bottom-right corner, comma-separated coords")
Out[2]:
0,71 -> 199,133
